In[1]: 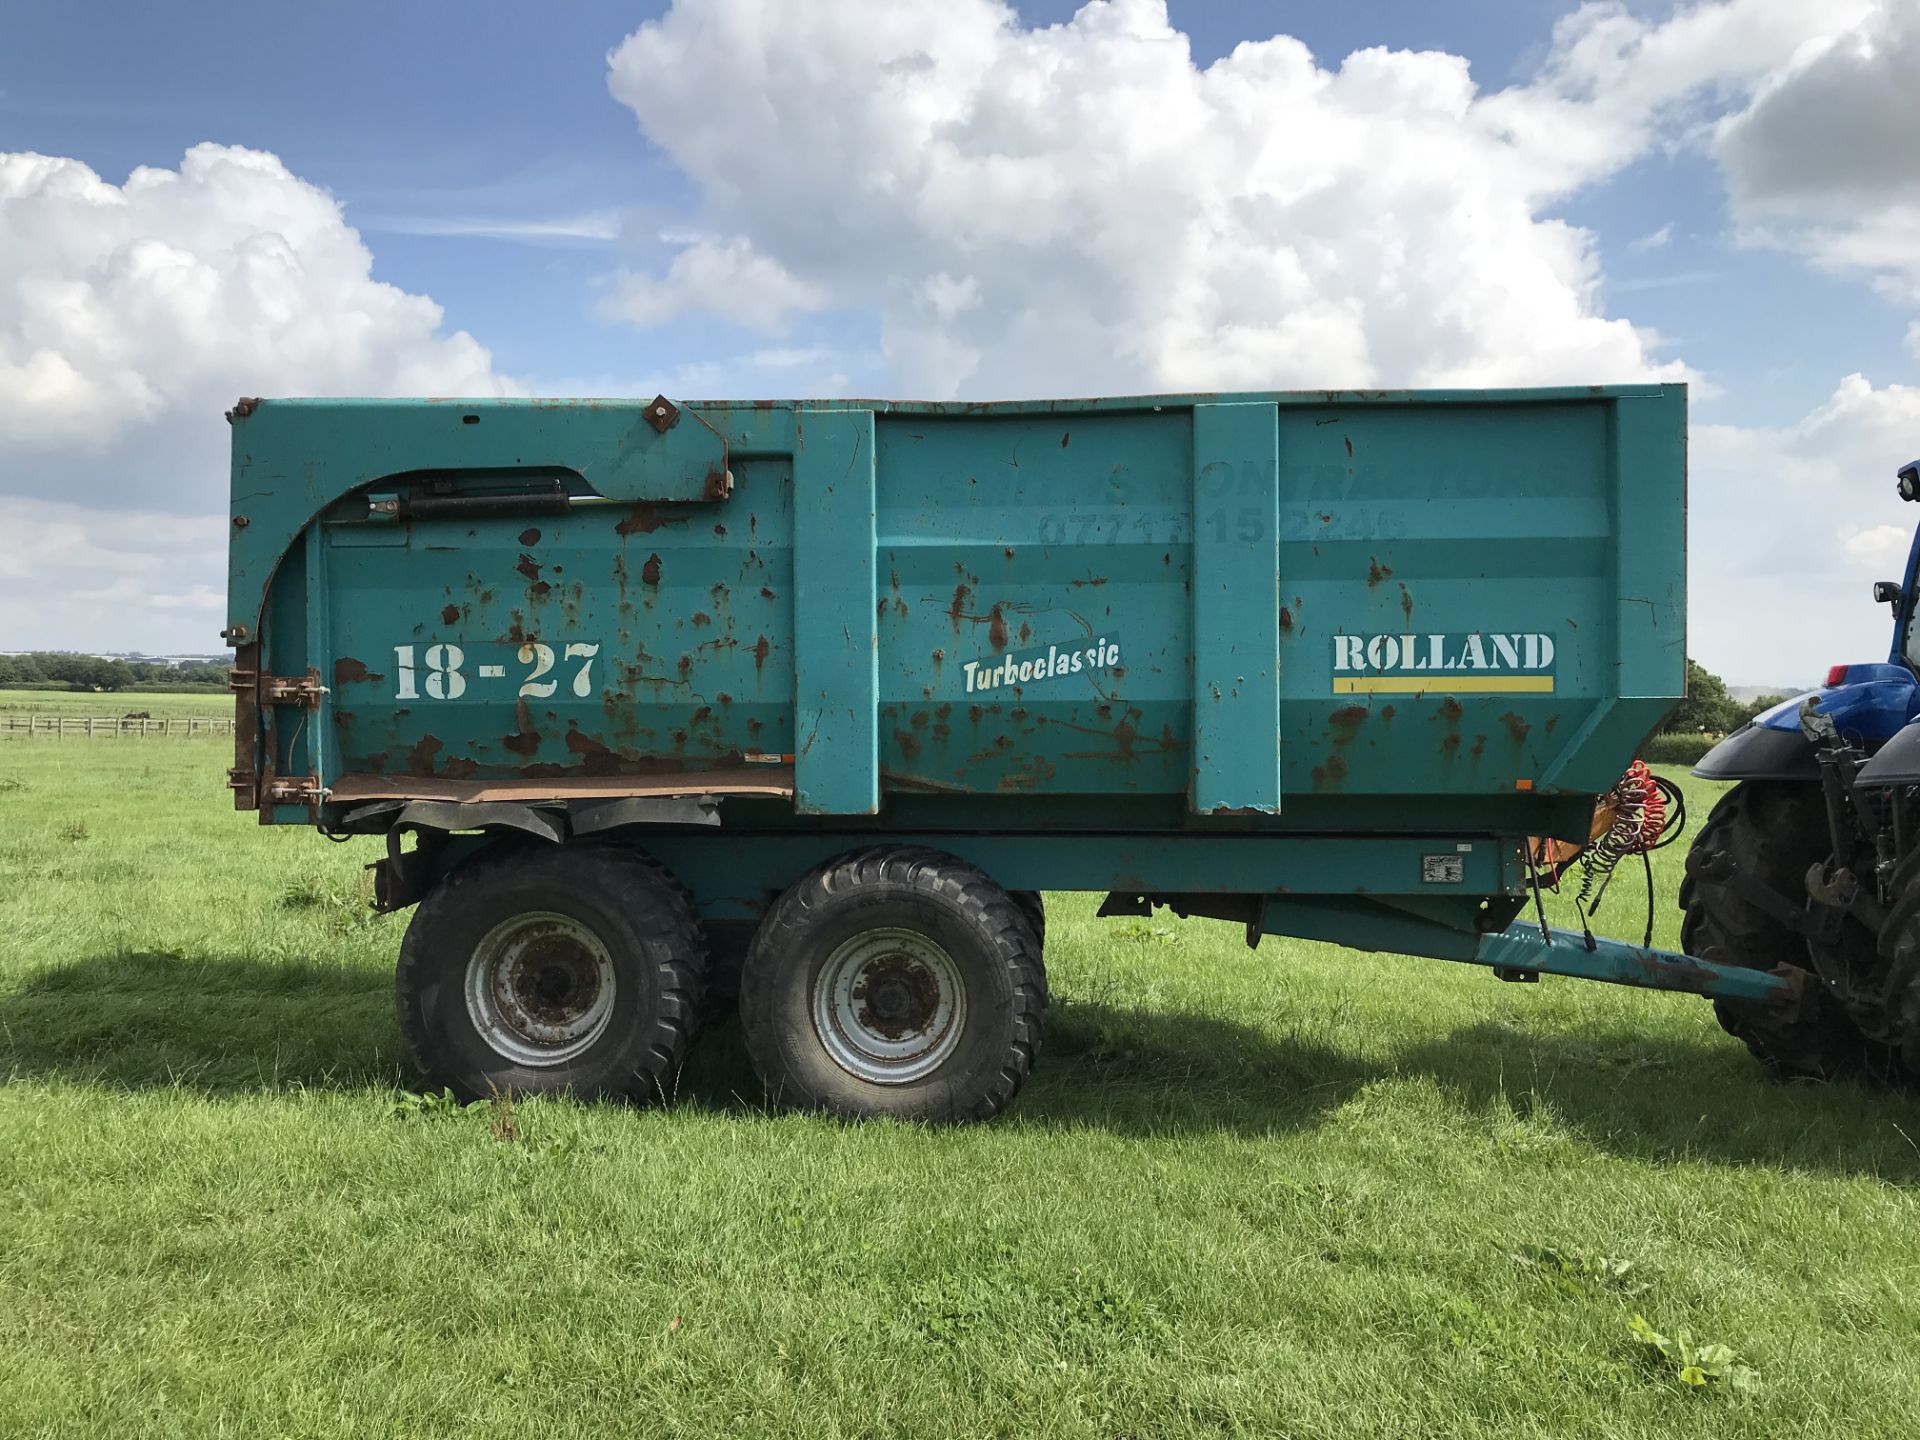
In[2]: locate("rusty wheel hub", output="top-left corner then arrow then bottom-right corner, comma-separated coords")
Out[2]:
465,912 -> 616,1067
813,928 -> 965,1085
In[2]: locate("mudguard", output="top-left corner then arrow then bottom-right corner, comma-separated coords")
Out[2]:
1692,720 -> 1819,781
1694,667 -> 1919,782
1856,721 -> 1920,786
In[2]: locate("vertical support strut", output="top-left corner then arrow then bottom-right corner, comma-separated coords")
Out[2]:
792,409 -> 880,815
1190,402 -> 1282,814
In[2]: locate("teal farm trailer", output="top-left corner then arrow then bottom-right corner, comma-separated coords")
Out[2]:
223,386 -> 1791,1121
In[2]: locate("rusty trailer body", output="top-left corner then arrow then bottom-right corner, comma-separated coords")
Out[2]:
224,386 -> 1777,1120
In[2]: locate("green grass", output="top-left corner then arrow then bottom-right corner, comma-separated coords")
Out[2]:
3,744 -> 1919,1438
0,686 -> 232,720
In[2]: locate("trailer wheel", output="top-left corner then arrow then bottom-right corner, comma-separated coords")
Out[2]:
395,844 -> 705,1103
739,847 -> 1047,1122
1679,781 -> 1874,1080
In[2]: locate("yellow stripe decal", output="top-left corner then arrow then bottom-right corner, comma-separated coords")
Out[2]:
1332,675 -> 1556,694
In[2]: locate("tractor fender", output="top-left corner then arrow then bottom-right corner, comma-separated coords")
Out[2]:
1692,720 -> 1819,782
1855,721 -> 1920,787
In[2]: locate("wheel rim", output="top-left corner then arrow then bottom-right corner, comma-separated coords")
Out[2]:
464,911 -> 617,1068
811,927 -> 966,1085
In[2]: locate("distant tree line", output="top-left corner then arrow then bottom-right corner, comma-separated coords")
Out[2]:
0,652 -> 230,692
1667,658 -> 1787,735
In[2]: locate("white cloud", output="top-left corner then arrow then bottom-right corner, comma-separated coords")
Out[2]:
0,498 -> 228,652
600,0 -> 1881,398
0,144 -> 508,460
599,237 -> 828,333
605,0 -> 1711,397
1629,223 -> 1673,252
1690,374 -> 1920,683
360,210 -> 625,243
0,143 -> 514,649
1712,2 -> 1920,302
1842,523 -> 1911,570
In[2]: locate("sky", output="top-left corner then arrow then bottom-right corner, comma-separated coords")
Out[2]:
4,0 -> 1919,686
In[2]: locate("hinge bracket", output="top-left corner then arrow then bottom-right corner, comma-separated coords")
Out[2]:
247,669 -> 328,708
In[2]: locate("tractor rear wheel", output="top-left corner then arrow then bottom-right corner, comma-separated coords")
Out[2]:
1679,781 -> 1874,1080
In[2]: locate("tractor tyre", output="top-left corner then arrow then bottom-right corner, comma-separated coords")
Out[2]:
1679,781 -> 1874,1081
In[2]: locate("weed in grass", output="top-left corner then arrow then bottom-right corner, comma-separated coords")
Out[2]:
388,1086 -> 471,1120
1512,1244 -> 1650,1298
1629,1313 -> 1761,1393
485,1083 -> 520,1143
57,819 -> 88,843
1116,921 -> 1180,945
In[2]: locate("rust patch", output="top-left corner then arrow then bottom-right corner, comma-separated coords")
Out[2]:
565,729 -> 625,776
1440,733 -> 1461,757
515,554 -> 542,584
1367,556 -> 1393,588
641,553 -> 663,587
442,756 -> 477,780
333,657 -> 372,685
1500,711 -> 1531,744
1311,752 -> 1350,789
753,635 -> 771,674
949,583 -> 972,633
518,527 -> 542,547
1060,431 -> 1070,449
894,729 -> 923,761
1017,621 -> 1032,644
1470,734 -> 1487,760
988,606 -> 1009,651
692,612 -> 712,627
1279,606 -> 1293,631
760,586 -> 776,600
503,697 -> 540,757
1398,582 -> 1413,625
616,502 -> 688,537
1328,705 -> 1368,741
440,603 -> 461,626
714,523 -> 728,538
405,734 -> 443,777
1379,704 -> 1395,721
1438,697 -> 1464,723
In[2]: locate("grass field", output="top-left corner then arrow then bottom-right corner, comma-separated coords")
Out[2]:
0,686 -> 231,721
4,725 -> 1919,1438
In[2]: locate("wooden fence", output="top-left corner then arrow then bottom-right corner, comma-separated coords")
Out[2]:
1,714 -> 234,738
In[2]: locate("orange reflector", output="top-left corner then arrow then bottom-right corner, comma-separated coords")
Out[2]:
1515,778 -> 1535,791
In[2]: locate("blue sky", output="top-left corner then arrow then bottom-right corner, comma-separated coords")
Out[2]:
4,0 -> 1919,682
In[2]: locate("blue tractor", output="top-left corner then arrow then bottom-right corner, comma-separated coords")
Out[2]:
1683,459 -> 1920,1083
